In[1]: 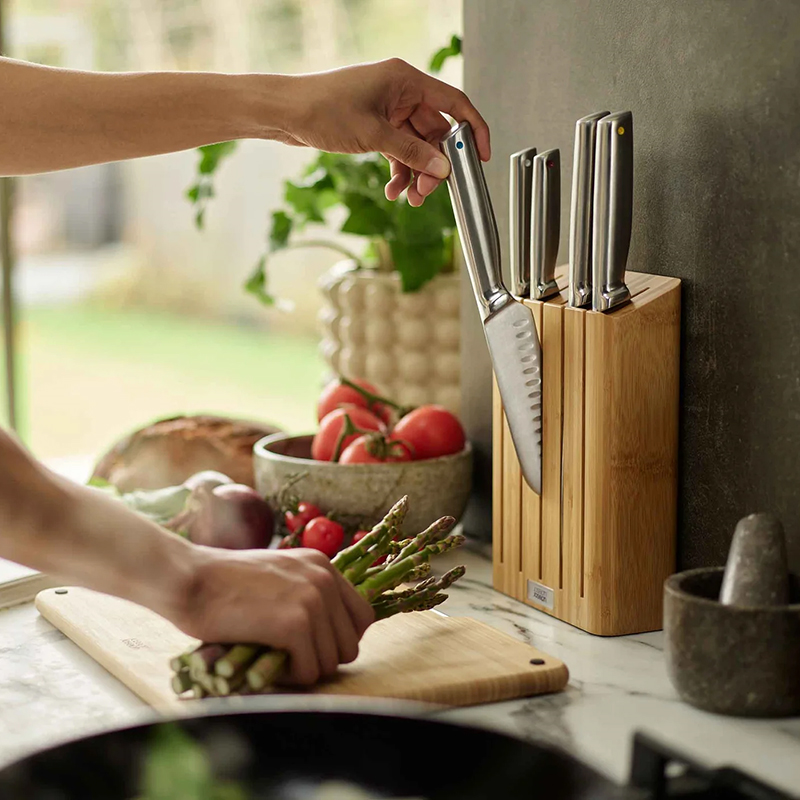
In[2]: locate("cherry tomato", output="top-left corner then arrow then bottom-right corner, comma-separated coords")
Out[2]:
339,433 -> 413,464
392,405 -> 466,460
350,529 -> 388,565
301,516 -> 345,558
284,501 -> 323,534
351,530 -> 370,546
317,378 -> 391,425
311,405 -> 383,461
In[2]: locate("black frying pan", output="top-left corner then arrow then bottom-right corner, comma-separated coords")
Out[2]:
0,697 -> 627,800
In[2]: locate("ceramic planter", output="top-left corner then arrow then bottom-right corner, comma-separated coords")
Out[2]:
318,261 -> 461,415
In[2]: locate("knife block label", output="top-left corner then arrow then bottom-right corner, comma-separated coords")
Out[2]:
527,580 -> 554,610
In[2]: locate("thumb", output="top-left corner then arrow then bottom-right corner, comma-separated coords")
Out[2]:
380,124 -> 451,180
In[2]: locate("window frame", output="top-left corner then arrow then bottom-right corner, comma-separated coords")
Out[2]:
0,0 -> 19,432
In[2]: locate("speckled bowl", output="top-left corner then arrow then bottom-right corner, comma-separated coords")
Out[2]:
253,433 -> 473,534
663,567 -> 800,717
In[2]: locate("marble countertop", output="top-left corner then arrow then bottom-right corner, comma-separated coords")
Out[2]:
1,543 -> 799,796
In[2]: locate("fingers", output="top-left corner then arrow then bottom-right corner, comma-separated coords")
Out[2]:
419,73 -> 492,162
188,548 -> 374,687
291,551 -> 371,680
406,176 -> 425,208
280,607 -> 320,685
379,122 -> 451,184
388,119 -> 433,207
311,597 -> 340,677
415,172 -> 440,199
334,568 -> 374,637
311,563 -> 361,667
408,104 -> 452,201
385,155 -> 411,201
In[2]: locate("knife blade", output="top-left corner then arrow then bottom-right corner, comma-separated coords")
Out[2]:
509,146 -> 536,298
568,111 -> 609,308
530,148 -> 561,301
440,121 -> 542,495
591,110 -> 633,312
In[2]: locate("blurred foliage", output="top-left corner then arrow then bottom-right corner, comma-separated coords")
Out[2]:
135,723 -> 248,800
185,33 -> 463,305
428,34 -> 461,72
185,142 -> 238,230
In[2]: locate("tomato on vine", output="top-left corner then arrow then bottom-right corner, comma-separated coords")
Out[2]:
311,405 -> 384,462
317,378 -> 392,425
339,433 -> 413,464
284,501 -> 323,534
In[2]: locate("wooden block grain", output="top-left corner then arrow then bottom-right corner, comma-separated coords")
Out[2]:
493,270 -> 681,636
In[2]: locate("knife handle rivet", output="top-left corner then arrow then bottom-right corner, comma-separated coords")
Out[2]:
530,658 -> 545,666
456,141 -> 464,149
617,126 -> 626,135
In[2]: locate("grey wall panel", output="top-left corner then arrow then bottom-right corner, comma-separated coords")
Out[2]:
461,0 -> 800,570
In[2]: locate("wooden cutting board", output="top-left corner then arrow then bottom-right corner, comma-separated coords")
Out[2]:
36,587 -> 568,713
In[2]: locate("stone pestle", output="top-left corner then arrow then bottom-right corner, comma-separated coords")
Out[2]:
719,512 -> 790,607
664,511 -> 800,717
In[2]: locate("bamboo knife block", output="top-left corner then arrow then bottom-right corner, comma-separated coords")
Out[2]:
493,267 -> 681,635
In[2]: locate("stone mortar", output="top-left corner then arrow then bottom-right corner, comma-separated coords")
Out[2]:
253,433 -> 473,534
664,567 -> 800,717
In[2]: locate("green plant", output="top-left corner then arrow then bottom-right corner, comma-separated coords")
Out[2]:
186,36 -> 463,306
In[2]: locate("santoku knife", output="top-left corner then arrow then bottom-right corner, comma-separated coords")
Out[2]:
440,121 -> 543,495
509,146 -> 536,298
591,110 -> 633,312
568,111 -> 609,308
530,148 -> 561,301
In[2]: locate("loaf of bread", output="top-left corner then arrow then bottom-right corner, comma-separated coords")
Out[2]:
90,414 -> 282,492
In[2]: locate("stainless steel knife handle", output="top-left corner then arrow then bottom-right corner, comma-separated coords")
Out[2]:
531,148 -> 561,301
439,121 -> 511,321
568,111 -> 609,308
592,110 -> 633,312
509,147 -> 536,298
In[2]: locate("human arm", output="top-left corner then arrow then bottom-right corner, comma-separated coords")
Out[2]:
0,427 -> 373,685
0,56 -> 490,206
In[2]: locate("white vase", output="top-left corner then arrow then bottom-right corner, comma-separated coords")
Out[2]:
317,261 -> 461,415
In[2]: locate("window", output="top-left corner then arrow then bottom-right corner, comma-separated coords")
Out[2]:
0,0 -> 463,483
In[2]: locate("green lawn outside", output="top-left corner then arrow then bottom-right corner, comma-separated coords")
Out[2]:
1,304 -> 325,462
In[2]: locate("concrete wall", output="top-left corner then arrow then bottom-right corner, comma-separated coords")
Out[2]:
460,0 -> 800,572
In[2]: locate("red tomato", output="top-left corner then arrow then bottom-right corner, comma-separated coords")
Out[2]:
284,501 -> 323,534
351,530 -> 370,545
350,529 -> 387,565
392,405 -> 466,460
311,405 -> 383,461
317,378 -> 391,425
339,434 -> 413,464
301,517 -> 345,558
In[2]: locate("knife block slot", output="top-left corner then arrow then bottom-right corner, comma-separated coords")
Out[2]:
492,267 -> 681,635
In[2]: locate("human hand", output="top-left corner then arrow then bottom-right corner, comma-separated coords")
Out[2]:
176,546 -> 374,686
279,58 -> 491,207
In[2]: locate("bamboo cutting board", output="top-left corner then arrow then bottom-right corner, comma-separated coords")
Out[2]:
35,587 -> 568,713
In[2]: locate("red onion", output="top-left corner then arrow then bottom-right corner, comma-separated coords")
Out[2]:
185,483 -> 274,550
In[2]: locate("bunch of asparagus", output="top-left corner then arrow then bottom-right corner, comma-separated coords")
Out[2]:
170,495 -> 466,699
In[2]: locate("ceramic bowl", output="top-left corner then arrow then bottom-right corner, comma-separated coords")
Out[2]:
253,433 -> 473,534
